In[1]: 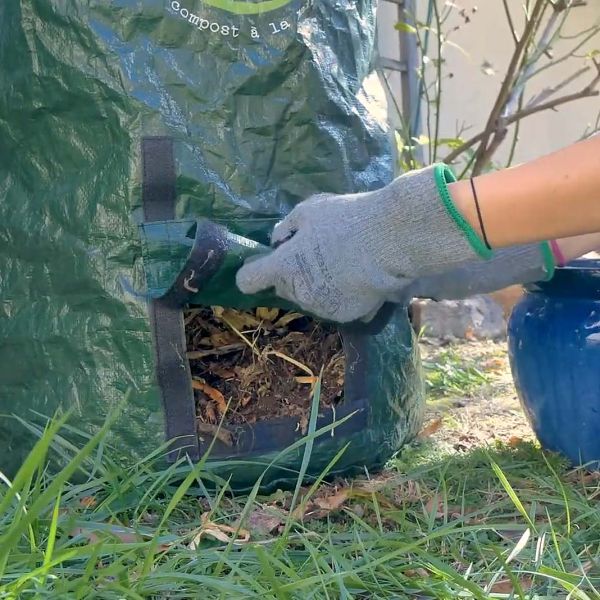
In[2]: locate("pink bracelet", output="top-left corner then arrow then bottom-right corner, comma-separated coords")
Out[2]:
549,240 -> 566,267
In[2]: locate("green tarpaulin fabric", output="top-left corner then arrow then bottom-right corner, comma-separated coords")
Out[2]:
0,0 -> 423,488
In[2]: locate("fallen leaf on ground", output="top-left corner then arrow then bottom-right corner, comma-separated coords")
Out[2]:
482,357 -> 505,372
355,472 -> 399,493
490,580 -> 513,594
192,380 -> 227,414
314,490 -> 349,511
404,568 -> 429,578
424,496 -> 443,519
79,496 -> 97,509
572,560 -> 596,575
71,525 -> 139,544
419,418 -> 443,438
423,496 -> 463,520
292,489 -> 350,520
347,487 -> 397,509
490,577 -> 533,593
565,469 -> 600,485
508,435 -> 523,448
390,480 -> 423,504
189,513 -> 251,549
353,474 -> 422,504
244,507 -> 285,536
265,488 -> 294,509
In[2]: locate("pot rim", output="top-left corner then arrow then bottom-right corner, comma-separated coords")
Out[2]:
526,258 -> 600,298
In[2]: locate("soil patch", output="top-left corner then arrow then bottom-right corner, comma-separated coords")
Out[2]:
420,340 -> 534,452
185,307 -> 345,432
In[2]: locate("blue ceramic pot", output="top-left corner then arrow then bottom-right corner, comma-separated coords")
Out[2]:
508,260 -> 600,466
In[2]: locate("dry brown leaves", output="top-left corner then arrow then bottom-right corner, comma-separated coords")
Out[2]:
490,577 -> 534,594
243,507 -> 286,536
508,435 -> 523,448
292,488 -> 350,520
79,496 -> 97,509
565,469 -> 600,486
353,473 -> 423,506
189,513 -> 250,549
188,305 -> 347,431
418,417 -> 443,438
481,356 -> 506,372
422,495 -> 488,525
423,496 -> 465,520
403,568 -> 429,578
289,477 -> 425,522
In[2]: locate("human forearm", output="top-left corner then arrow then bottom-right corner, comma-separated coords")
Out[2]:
449,136 -> 600,247
555,232 -> 600,263
411,232 -> 600,303
237,137 -> 600,322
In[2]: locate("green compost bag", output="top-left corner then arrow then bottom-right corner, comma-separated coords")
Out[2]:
0,0 -> 424,490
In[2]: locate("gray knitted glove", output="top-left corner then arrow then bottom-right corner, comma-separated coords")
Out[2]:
408,242 -> 555,301
236,164 -> 492,322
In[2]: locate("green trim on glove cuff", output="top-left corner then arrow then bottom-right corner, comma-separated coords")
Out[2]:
433,164 -> 493,260
540,241 -> 556,281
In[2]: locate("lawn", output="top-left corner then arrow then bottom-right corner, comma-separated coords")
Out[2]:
1,342 -> 599,599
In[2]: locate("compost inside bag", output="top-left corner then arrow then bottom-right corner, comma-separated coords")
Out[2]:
0,0 -> 423,490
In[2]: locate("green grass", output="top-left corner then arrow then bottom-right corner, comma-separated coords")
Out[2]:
1,412 -> 600,599
423,349 -> 489,398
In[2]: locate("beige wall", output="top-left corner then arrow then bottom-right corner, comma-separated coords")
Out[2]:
378,0 -> 600,164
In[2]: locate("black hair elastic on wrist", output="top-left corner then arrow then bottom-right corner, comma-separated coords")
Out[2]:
470,177 -> 492,250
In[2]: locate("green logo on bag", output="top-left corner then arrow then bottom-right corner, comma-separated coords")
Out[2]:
205,0 -> 293,13
198,0 -> 294,14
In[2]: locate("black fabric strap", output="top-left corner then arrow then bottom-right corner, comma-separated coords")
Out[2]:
142,137 -> 199,462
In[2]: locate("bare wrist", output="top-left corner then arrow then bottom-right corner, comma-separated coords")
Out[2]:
448,180 -> 487,243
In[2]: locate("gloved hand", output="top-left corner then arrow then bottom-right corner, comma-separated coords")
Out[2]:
408,242 -> 555,301
236,164 -> 492,322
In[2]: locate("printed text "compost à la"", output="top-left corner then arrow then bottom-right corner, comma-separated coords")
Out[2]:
170,1 -> 293,38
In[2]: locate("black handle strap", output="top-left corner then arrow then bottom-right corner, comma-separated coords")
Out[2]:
142,137 -> 199,462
